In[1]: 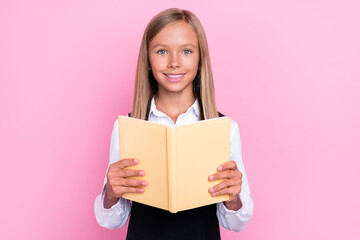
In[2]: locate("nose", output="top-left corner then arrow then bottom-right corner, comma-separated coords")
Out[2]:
167,52 -> 181,69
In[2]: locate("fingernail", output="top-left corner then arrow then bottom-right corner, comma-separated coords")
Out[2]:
209,188 -> 214,193
141,181 -> 147,186
139,171 -> 144,176
209,175 -> 214,181
212,192 -> 216,197
139,188 -> 144,192
133,159 -> 139,163
218,166 -> 223,171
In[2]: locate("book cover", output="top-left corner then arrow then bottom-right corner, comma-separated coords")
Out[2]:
118,116 -> 230,213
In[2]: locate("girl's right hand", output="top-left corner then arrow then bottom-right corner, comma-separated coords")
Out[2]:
104,158 -> 147,208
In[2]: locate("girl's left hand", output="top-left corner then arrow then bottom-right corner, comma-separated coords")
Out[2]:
208,160 -> 243,210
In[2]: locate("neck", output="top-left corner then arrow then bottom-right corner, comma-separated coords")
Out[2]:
155,91 -> 196,123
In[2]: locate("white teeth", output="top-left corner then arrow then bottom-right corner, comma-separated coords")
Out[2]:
166,74 -> 184,78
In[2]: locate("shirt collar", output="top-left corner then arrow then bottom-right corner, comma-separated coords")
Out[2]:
149,96 -> 200,118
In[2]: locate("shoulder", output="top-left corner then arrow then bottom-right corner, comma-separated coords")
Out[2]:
111,115 -> 130,132
219,113 -> 240,142
230,118 -> 240,139
227,118 -> 242,151
217,112 -> 239,132
217,111 -> 240,136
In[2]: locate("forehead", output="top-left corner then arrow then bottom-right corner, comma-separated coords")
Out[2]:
149,20 -> 199,47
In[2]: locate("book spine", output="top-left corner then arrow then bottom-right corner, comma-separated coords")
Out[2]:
167,127 -> 177,213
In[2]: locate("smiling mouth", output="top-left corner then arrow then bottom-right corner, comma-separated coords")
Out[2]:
164,73 -> 186,82
164,73 -> 185,78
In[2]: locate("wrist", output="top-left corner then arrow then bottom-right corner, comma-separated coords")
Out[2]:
104,194 -> 120,209
104,185 -> 120,209
224,196 -> 242,211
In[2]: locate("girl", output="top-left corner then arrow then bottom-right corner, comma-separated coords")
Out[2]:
94,8 -> 253,239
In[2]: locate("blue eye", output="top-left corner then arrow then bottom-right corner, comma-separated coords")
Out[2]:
183,49 -> 192,54
157,49 -> 167,55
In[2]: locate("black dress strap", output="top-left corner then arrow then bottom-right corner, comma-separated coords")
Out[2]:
218,112 -> 225,117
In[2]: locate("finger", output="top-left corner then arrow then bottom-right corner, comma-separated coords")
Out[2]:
107,168 -> 145,180
118,169 -> 145,178
109,178 -> 148,187
209,179 -> 241,194
210,186 -> 241,197
209,170 -> 241,181
117,186 -> 145,195
112,158 -> 139,169
217,161 -> 238,172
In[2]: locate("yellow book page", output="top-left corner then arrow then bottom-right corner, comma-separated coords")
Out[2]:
118,116 -> 168,211
175,117 -> 230,212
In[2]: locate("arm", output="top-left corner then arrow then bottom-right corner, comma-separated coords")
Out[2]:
214,120 -> 254,232
94,119 -> 131,230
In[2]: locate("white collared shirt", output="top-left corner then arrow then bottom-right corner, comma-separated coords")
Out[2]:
94,97 -> 253,232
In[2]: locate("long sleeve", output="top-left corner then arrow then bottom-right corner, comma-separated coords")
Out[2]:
94,119 -> 132,230
216,120 -> 254,232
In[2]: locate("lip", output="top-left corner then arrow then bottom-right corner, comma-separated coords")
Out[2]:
163,73 -> 186,82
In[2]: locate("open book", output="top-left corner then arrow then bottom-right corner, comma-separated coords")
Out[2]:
118,116 -> 230,213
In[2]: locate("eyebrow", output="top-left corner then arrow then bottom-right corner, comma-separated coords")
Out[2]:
151,43 -> 198,49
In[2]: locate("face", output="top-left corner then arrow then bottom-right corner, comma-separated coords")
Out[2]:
148,20 -> 200,97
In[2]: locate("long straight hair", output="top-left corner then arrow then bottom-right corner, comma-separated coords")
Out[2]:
131,8 -> 218,120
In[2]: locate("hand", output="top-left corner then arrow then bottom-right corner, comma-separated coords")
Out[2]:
208,161 -> 243,210
104,158 -> 147,208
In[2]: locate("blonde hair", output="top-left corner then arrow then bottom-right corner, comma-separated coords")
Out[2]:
131,8 -> 218,120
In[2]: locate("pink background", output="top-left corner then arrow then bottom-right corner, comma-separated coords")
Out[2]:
1,0 -> 359,239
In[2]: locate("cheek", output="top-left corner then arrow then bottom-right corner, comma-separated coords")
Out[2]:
184,57 -> 199,71
148,54 -> 159,68
149,57 -> 167,72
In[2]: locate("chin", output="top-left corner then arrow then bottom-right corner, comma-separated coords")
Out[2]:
159,84 -> 193,95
